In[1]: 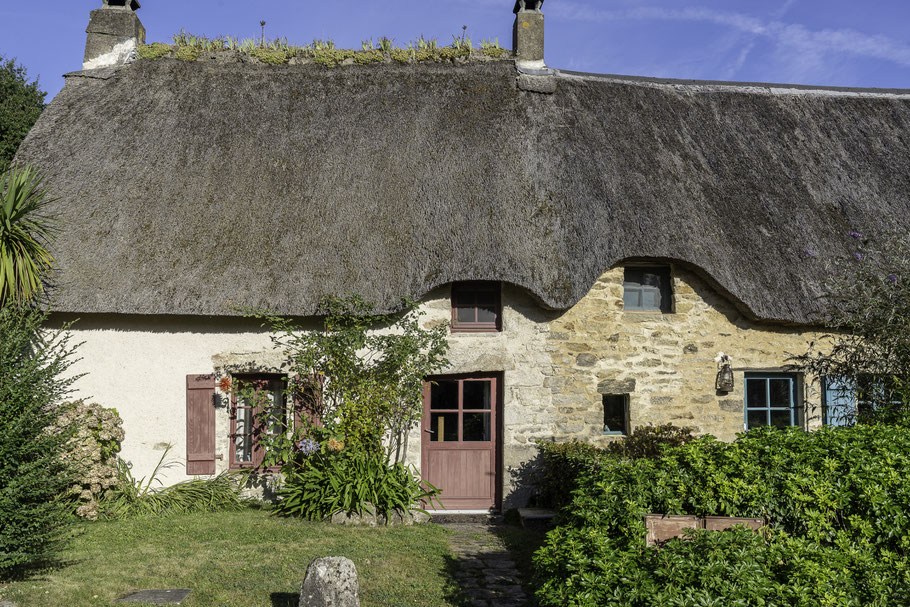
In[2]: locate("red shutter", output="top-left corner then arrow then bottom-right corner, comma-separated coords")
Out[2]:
186,374 -> 216,475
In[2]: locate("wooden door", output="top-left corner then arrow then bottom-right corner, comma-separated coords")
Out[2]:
422,375 -> 500,510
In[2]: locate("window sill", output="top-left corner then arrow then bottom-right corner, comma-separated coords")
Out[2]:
451,325 -> 502,333
229,465 -> 282,474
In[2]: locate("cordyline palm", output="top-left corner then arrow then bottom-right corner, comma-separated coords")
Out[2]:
0,165 -> 55,306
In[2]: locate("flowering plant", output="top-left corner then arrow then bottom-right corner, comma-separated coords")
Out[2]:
53,401 -> 124,520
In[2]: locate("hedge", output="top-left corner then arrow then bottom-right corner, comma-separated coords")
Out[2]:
533,425 -> 910,606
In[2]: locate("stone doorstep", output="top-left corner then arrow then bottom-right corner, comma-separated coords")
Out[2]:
518,507 -> 556,530
115,589 -> 191,604
430,512 -> 503,525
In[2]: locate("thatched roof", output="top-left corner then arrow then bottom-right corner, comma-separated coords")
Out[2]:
15,57 -> 910,324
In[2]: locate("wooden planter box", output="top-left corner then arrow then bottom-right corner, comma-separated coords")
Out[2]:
645,514 -> 765,547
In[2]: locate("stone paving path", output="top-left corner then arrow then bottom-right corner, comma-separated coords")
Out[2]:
443,523 -> 529,607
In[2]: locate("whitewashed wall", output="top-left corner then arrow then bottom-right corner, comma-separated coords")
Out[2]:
49,271 -> 825,507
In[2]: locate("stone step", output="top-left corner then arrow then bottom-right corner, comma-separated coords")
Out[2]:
518,508 -> 556,530
429,511 -> 503,525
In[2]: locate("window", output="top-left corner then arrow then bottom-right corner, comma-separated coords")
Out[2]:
229,375 -> 286,470
451,281 -> 502,332
744,373 -> 800,429
623,267 -> 672,312
603,394 -> 629,435
824,375 -> 905,426
428,377 -> 494,442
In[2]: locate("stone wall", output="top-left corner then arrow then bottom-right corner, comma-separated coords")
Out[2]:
544,266 -> 824,446
50,263 -> 826,506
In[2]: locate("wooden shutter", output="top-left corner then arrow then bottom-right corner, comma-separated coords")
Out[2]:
824,376 -> 856,427
186,374 -> 216,475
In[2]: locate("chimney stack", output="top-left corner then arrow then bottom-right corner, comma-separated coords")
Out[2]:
83,0 -> 145,70
513,0 -> 545,70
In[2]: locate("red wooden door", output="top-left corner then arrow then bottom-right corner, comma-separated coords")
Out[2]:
422,375 -> 500,510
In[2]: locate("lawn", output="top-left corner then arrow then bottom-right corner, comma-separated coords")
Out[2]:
0,510 -> 468,607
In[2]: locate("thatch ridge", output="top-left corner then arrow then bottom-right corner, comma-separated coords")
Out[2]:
15,59 -> 910,324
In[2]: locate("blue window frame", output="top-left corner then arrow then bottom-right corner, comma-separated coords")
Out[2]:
623,267 -> 672,313
823,376 -> 856,427
744,373 -> 799,429
823,375 -> 903,426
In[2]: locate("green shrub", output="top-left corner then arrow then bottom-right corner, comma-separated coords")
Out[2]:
534,425 -> 910,606
273,447 -> 441,520
536,440 -> 605,509
536,526 -> 910,607
536,425 -> 696,508
605,423 -> 696,459
99,445 -> 253,519
0,304 -> 80,578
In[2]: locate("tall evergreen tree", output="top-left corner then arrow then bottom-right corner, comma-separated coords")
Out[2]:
0,56 -> 46,170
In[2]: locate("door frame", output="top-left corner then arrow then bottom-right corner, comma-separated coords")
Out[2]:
421,372 -> 504,511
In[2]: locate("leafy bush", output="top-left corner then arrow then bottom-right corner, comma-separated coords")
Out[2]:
536,424 -> 696,508
53,401 -> 124,520
536,526 -> 910,607
100,446 -> 252,520
533,425 -> 910,606
273,447 -> 440,521
536,440 -> 604,509
792,231 -> 910,424
604,423 -> 696,459
0,303 -> 79,577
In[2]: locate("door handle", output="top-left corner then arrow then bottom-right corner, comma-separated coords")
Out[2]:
424,429 -> 435,434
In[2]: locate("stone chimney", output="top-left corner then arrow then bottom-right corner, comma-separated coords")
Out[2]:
513,0 -> 545,70
83,0 -> 145,70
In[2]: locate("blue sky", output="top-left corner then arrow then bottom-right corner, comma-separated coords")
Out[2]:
3,0 -> 910,100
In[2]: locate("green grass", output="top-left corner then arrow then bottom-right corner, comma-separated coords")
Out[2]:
0,510 -> 463,607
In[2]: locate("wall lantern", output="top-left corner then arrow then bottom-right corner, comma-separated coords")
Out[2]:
715,352 -> 734,392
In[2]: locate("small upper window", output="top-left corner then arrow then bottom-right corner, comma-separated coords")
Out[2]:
603,394 -> 629,435
623,267 -> 672,313
451,282 -> 502,332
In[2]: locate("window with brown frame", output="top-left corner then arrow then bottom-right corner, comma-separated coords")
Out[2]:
229,375 -> 287,471
451,281 -> 502,332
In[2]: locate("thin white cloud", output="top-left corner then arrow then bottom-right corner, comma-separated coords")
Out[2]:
771,0 -> 798,20
546,2 -> 910,69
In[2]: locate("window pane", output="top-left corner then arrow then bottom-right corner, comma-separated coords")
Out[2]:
476,305 -> 497,324
746,379 -> 767,408
640,271 -> 663,287
431,381 -> 459,410
455,306 -> 475,323
463,381 -> 491,410
462,413 -> 491,441
235,406 -> 253,462
430,412 -> 458,442
769,409 -> 793,428
236,435 -> 252,462
747,409 -> 767,429
236,406 -> 251,435
603,395 -> 628,434
452,291 -> 474,307
640,287 -> 661,310
266,391 -> 284,435
623,287 -> 642,310
769,379 -> 792,408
